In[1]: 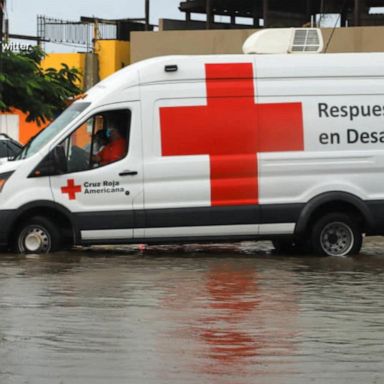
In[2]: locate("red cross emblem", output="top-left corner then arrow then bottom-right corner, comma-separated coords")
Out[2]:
61,179 -> 82,200
160,63 -> 304,206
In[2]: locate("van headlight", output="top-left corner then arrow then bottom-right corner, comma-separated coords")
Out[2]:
0,171 -> 14,192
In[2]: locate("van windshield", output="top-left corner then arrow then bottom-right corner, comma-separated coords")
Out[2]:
16,102 -> 91,160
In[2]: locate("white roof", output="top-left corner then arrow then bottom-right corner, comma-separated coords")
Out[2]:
82,52 -> 384,105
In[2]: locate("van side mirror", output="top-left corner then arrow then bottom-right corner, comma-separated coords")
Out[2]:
29,146 -> 67,177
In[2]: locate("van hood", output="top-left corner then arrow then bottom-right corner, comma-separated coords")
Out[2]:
0,158 -> 24,174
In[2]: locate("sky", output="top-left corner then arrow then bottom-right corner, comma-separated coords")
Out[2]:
5,0 -> 186,50
6,0 -> 384,36
6,0 -> 185,32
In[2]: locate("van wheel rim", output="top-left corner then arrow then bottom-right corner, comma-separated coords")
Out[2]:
320,221 -> 354,256
21,228 -> 50,253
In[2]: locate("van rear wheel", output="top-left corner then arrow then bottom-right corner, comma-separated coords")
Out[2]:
311,212 -> 362,256
15,216 -> 62,254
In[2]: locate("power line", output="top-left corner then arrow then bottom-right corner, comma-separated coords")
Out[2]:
324,0 -> 349,53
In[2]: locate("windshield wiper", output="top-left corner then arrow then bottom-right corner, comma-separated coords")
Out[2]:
15,134 -> 36,160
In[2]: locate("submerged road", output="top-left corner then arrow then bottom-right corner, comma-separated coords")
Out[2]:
0,239 -> 384,384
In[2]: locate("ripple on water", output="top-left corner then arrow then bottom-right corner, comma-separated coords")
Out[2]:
0,239 -> 383,383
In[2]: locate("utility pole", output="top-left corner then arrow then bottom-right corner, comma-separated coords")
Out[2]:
0,0 -> 4,53
206,0 -> 213,29
263,0 -> 269,28
145,0 -> 150,31
305,0 -> 312,24
354,0 -> 362,26
0,0 -> 4,112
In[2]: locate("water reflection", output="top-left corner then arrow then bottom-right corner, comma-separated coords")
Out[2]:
201,264 -> 261,366
159,256 -> 300,382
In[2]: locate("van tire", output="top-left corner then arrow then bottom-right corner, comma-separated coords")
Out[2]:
14,216 -> 62,254
311,212 -> 362,256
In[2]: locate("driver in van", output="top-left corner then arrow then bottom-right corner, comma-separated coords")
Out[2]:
92,119 -> 127,166
93,129 -> 109,152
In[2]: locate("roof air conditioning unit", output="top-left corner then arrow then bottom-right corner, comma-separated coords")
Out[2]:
242,28 -> 324,55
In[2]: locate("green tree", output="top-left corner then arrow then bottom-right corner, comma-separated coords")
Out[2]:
0,46 -> 83,125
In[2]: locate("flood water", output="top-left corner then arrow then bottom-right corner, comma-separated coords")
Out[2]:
1,239 -> 384,384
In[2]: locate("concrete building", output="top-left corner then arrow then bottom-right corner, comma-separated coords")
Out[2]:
130,26 -> 384,63
162,0 -> 384,30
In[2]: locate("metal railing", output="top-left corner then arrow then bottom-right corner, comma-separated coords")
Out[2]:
37,15 -> 119,50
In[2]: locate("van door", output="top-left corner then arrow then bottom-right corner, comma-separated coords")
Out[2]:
49,103 -> 143,243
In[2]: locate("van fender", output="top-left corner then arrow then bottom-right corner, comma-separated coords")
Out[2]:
8,200 -> 80,243
294,191 -> 374,236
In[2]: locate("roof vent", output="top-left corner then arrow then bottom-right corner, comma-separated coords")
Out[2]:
290,29 -> 323,53
242,28 -> 324,55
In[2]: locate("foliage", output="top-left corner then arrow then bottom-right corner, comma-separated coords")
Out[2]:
0,46 -> 83,125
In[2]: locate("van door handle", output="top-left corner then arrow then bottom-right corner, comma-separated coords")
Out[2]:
119,170 -> 138,176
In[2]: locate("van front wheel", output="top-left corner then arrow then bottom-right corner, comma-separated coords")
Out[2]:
15,216 -> 61,254
311,213 -> 362,256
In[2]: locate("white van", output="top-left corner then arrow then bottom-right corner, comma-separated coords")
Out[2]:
1,52 -> 384,256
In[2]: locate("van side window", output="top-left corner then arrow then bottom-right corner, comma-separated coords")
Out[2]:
58,109 -> 131,174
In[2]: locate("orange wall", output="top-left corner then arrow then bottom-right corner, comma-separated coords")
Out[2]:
0,110 -> 47,145
16,110 -> 47,145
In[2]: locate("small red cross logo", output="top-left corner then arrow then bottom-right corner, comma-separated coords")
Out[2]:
61,179 -> 82,200
160,63 -> 304,206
